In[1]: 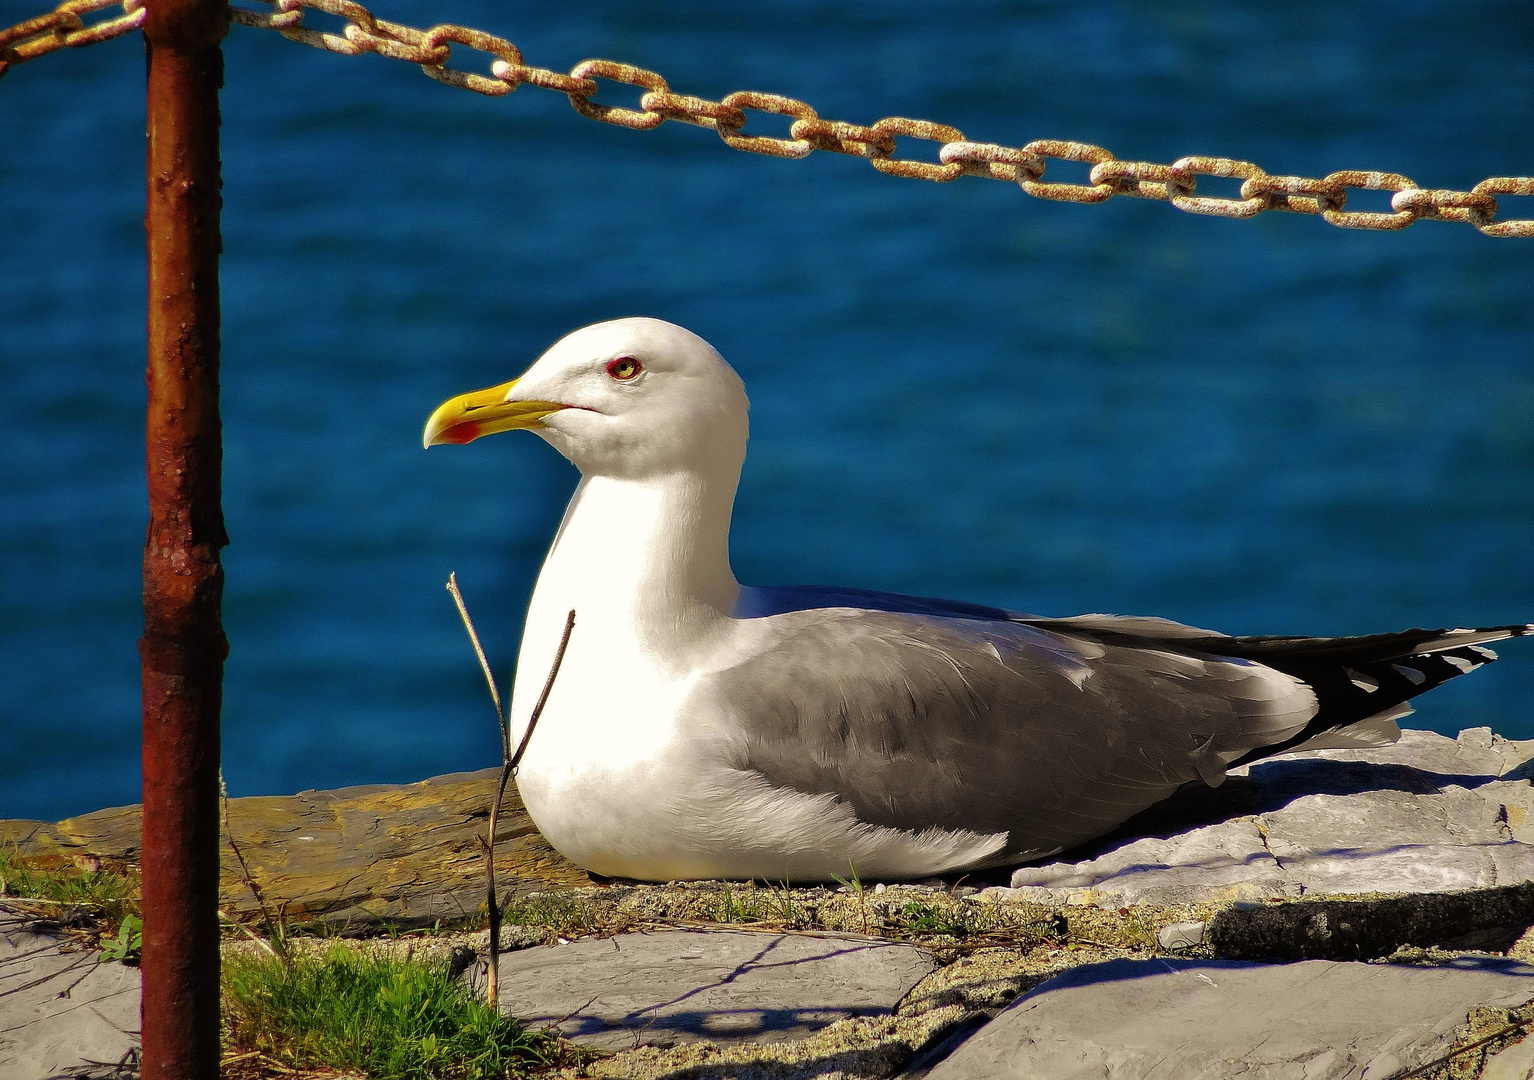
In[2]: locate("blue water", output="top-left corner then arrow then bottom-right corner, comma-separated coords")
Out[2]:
2,0 -> 1532,822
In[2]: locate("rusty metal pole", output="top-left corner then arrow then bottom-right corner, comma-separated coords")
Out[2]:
141,0 -> 229,1077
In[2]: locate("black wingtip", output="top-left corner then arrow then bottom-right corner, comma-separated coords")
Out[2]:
1220,626 -> 1527,769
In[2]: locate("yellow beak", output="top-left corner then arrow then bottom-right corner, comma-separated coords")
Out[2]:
422,379 -> 567,448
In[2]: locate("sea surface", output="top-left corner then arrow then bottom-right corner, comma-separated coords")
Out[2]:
2,0 -> 1531,822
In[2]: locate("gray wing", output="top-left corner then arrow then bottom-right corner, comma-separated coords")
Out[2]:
692,607 -> 1317,862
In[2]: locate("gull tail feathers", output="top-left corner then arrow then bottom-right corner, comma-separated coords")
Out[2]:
1214,623 -> 1532,766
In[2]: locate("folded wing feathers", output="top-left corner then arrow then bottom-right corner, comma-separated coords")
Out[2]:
704,609 -> 1524,865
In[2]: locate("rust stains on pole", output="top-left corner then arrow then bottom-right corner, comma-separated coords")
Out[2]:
141,0 -> 229,1077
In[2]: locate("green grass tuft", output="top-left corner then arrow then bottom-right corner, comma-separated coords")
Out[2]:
0,847 -> 138,924
223,945 -> 557,1079
500,891 -> 598,937
900,900 -> 971,936
897,897 -> 1066,946
712,882 -> 769,923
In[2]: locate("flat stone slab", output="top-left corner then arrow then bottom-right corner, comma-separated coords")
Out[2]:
479,929 -> 936,1049
1484,1031 -> 1534,1080
0,769 -> 590,929
923,956 -> 1534,1079
1000,728 -> 1534,906
0,910 -> 140,1080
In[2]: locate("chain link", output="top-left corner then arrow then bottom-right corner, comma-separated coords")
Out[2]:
6,0 -> 1533,238
0,0 -> 144,80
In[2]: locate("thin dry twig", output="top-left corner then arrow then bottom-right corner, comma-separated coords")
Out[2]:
221,771 -> 290,964
447,573 -> 575,1012
510,608 -> 576,774
446,572 -> 507,754
218,908 -> 278,958
544,992 -> 601,1034
486,608 -> 575,1009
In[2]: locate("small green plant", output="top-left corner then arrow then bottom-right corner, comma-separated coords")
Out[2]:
0,846 -> 138,924
223,945 -> 556,1079
775,880 -> 799,924
1112,909 -> 1162,952
712,882 -> 767,923
99,915 -> 143,964
831,864 -> 871,934
900,900 -> 967,935
830,863 -> 863,893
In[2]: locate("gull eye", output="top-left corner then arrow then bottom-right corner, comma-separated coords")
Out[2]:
606,356 -> 642,381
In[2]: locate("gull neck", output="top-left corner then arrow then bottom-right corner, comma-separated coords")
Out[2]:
536,465 -> 742,651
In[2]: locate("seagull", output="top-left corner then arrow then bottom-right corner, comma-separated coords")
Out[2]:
424,317 -> 1531,883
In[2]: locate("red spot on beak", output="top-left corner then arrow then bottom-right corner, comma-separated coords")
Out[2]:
438,421 -> 483,445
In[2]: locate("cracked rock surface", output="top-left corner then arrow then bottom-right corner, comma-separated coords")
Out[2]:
921,956 -> 1534,1080
476,929 -> 937,1049
998,728 -> 1534,906
0,769 -> 591,929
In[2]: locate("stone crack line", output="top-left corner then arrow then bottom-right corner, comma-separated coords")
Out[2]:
1254,816 -> 1287,875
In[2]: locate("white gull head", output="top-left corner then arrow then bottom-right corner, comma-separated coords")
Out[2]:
424,316 -> 748,482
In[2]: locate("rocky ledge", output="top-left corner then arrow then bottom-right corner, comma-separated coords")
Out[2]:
1,769 -> 592,928
7,728 -> 1531,926
10,726 -> 1534,1080
999,726 -> 1534,907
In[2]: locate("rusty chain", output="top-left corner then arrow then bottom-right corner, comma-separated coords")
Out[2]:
5,0 -> 1533,238
0,0 -> 143,77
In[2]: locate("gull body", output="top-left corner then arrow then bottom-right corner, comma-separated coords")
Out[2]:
425,318 -> 1531,883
